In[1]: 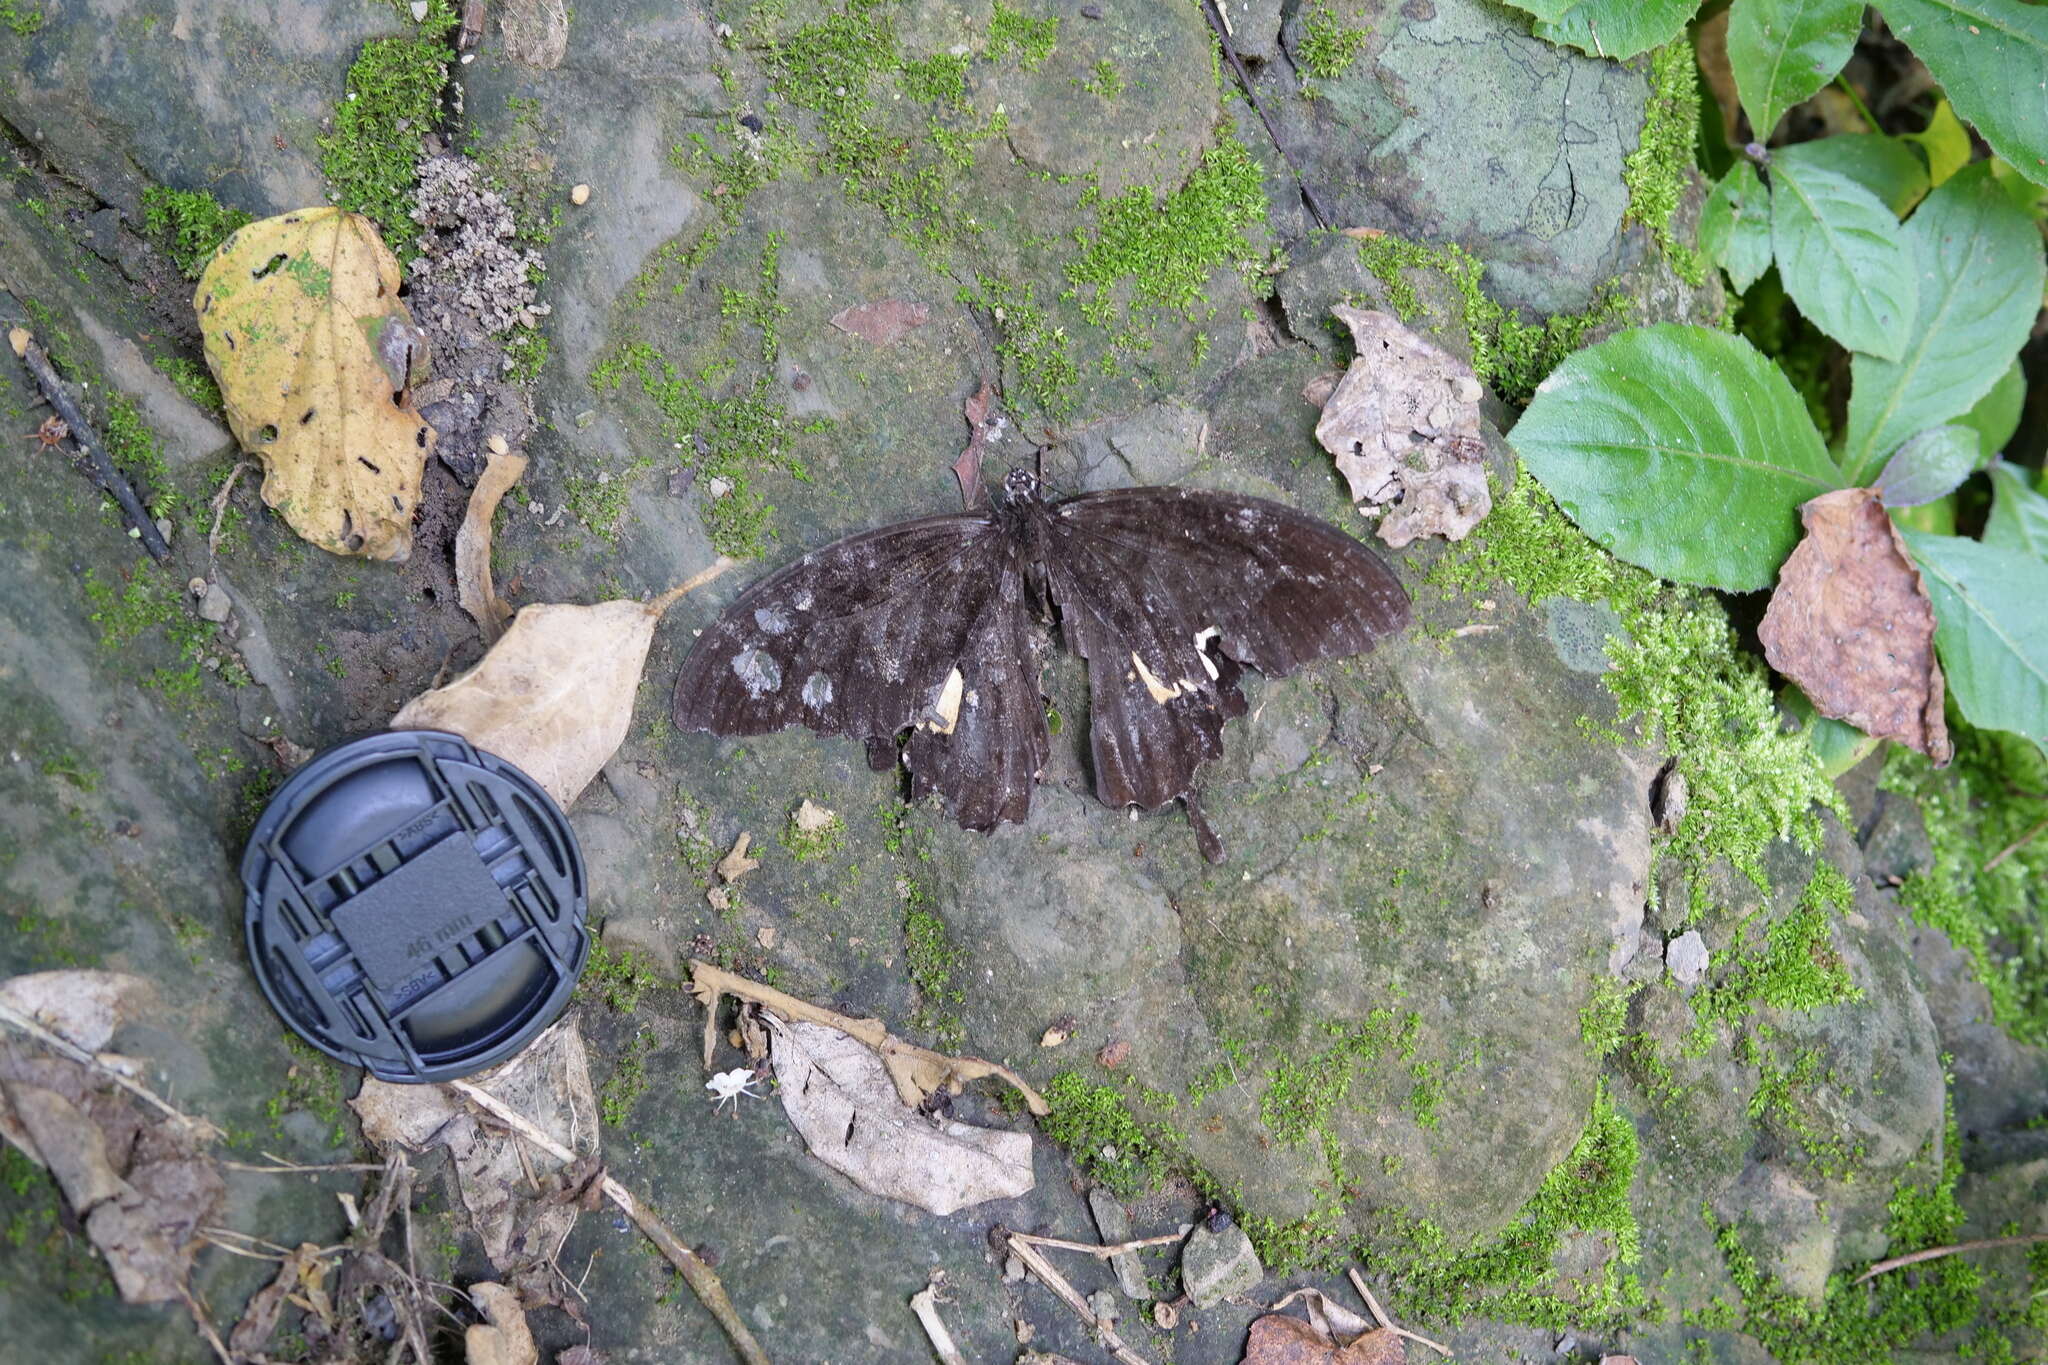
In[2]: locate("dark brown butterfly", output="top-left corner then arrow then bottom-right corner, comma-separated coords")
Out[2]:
671,469 -> 1410,860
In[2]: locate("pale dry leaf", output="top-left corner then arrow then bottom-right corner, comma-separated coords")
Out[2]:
765,1016 -> 1034,1215
390,564 -> 729,807
457,448 -> 530,642
829,298 -> 930,348
791,798 -> 837,834
465,1281 -> 540,1365
1314,306 -> 1489,547
196,208 -> 437,560
230,1243 -> 324,1357
1241,1313 -> 1405,1364
716,832 -> 760,884
0,970 -> 151,1053
351,1017 -> 598,1269
1759,487 -> 1951,762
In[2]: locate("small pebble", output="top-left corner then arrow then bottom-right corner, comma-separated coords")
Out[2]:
197,583 -> 232,623
570,183 -> 591,205
487,433 -> 510,455
790,370 -> 811,392
409,0 -> 429,19
739,113 -> 764,133
1081,2 -> 1103,15
707,476 -> 733,499
1153,1301 -> 1179,1330
154,517 -> 173,543
574,409 -> 597,429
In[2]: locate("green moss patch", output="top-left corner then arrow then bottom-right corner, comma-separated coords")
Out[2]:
1299,2 -> 1368,79
1620,43 -> 1705,286
1040,1072 -> 1170,1197
140,186 -> 252,279
577,936 -> 660,1013
319,1 -> 456,240
1686,863 -> 1861,1053
1355,236 -> 1625,404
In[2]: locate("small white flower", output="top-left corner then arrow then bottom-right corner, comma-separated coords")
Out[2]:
706,1068 -> 763,1114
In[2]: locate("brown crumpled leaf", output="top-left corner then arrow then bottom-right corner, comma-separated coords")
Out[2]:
457,448 -> 529,642
0,1061 -> 223,1304
196,207 -> 437,560
1242,1313 -> 1405,1364
230,1242 -> 327,1357
352,1017 -> 597,1270
1758,487 -> 1951,763
952,378 -> 1004,509
465,1281 -> 541,1365
389,564 -> 728,807
1314,305 -> 1489,547
764,1015 -> 1034,1216
830,297 -> 931,348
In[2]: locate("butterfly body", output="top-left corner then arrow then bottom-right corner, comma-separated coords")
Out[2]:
672,470 -> 1410,860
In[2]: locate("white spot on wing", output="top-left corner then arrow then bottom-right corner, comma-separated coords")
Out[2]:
1131,651 -> 1180,704
754,605 -> 794,635
731,646 -> 782,698
802,672 -> 834,708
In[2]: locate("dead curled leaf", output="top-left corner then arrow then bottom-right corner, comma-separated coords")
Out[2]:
196,208 -> 437,561
829,297 -> 930,348
765,1015 -> 1034,1216
1758,487 -> 1951,763
229,1242 -> 328,1358
351,1017 -> 598,1271
465,1281 -> 540,1365
456,448 -> 530,642
389,561 -> 732,807
1314,305 -> 1489,548
1241,1314 -> 1405,1364
0,969 -> 153,1054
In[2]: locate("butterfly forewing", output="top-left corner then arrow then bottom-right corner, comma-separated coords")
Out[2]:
671,511 -> 1050,829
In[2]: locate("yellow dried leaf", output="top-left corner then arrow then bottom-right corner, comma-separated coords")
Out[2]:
195,208 -> 436,561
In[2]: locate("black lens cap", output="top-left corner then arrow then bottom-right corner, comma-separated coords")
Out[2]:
241,730 -> 589,1084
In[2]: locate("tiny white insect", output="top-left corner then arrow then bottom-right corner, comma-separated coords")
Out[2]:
705,1068 -> 763,1114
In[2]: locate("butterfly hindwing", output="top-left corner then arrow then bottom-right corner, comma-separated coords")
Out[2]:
671,512 -> 1049,830
1044,486 -> 1411,812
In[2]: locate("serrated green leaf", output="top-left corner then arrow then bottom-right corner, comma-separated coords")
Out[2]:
1511,324 -> 1842,591
1875,425 -> 1980,506
1956,360 -> 2027,455
1788,133 -> 1930,216
1726,0 -> 1863,140
1904,532 -> 2048,750
1984,460 -> 2048,559
1699,162 -> 1776,292
1875,0 -> 2048,188
1905,98 -> 1974,187
1840,166 -> 2047,483
1511,0 -> 1698,59
1769,142 -> 1919,358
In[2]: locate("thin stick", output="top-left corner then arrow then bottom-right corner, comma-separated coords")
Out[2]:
909,1284 -> 969,1365
448,1079 -> 771,1365
221,1157 -> 387,1174
1007,1234 -> 1154,1365
650,557 -> 740,617
1349,1267 -> 1454,1358
1011,1231 -> 1188,1258
0,999 -> 218,1139
178,1284 -> 234,1365
1200,0 -> 1332,229
9,328 -> 170,561
206,460 -> 256,561
1853,1234 -> 2048,1284
1985,815 -> 2048,872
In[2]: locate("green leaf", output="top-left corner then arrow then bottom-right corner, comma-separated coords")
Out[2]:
1904,532 -> 2048,749
1787,133 -> 1931,216
1509,0 -> 1698,59
1839,166 -> 2047,483
1699,162 -> 1776,292
1876,0 -> 2048,188
1905,98 -> 1974,188
1769,142 -> 1919,358
1874,425 -> 1980,506
1725,0 -> 1863,140
1955,359 -> 2027,455
1783,684 -> 1883,779
1511,324 -> 1842,592
1984,459 -> 2048,559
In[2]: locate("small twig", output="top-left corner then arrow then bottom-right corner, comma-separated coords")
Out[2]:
9,327 -> 170,561
1007,1234 -> 1154,1365
1011,1230 -> 1189,1259
1853,1234 -> 2048,1285
1985,815 -> 2048,872
1199,0 -> 1332,230
221,1156 -> 387,1174
909,1282 -> 969,1365
448,1079 -> 772,1365
179,1284 -> 234,1365
1349,1267 -> 1453,1358
0,998 -> 219,1139
206,459 -> 257,561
